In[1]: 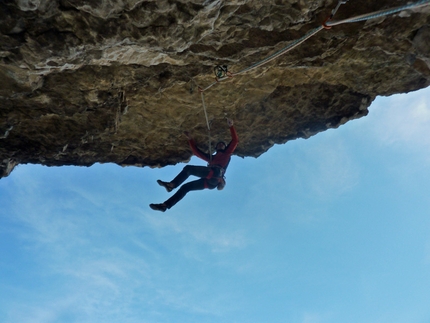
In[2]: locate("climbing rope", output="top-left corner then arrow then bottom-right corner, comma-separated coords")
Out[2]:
326,0 -> 430,26
200,91 -> 213,160
197,0 -> 430,92
196,0 -> 430,158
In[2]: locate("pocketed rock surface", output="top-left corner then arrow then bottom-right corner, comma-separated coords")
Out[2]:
1,0 -> 430,177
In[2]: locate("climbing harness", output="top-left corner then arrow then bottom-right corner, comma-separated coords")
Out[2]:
197,0 -> 430,92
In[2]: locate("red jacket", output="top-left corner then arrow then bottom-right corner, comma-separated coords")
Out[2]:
188,126 -> 238,170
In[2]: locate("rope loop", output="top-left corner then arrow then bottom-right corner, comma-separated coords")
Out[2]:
322,16 -> 333,30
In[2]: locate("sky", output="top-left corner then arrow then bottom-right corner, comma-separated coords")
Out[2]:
1,86 -> 430,323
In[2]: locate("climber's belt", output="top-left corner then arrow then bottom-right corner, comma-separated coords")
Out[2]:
207,165 -> 225,179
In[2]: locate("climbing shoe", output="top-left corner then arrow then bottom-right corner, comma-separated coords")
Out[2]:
157,180 -> 174,192
150,203 -> 167,212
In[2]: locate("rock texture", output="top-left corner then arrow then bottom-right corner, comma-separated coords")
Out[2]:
1,0 -> 430,178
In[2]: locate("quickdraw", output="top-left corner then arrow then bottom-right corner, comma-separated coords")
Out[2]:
214,65 -> 229,79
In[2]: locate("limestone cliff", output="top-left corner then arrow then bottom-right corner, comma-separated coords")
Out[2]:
1,0 -> 430,178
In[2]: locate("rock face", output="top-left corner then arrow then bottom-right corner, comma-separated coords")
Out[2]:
1,0 -> 430,178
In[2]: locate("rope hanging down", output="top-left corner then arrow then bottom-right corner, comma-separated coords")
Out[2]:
197,0 -> 430,93
200,91 -> 212,160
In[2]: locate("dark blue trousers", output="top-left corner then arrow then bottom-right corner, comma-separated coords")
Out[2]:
164,165 -> 218,209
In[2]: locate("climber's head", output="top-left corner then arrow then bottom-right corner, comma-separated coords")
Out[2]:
215,141 -> 226,152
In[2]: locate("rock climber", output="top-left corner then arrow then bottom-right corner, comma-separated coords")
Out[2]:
149,118 -> 238,212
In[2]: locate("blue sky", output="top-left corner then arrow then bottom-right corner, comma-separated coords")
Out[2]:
1,86 -> 430,323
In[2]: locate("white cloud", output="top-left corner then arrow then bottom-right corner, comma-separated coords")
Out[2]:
301,311 -> 333,323
425,241 -> 430,265
1,178 -> 155,323
154,288 -> 223,317
2,170 -> 240,323
6,303 -> 62,323
369,87 -> 430,151
294,137 -> 360,200
141,208 -> 247,253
